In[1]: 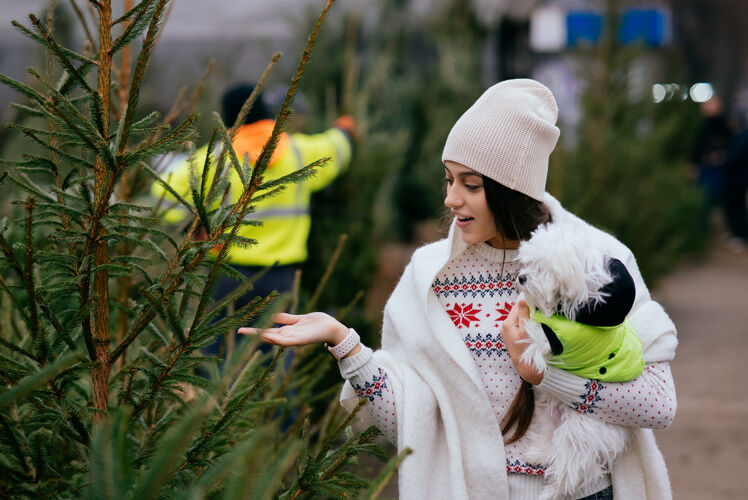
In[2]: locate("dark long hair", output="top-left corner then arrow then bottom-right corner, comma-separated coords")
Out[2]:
482,175 -> 551,444
483,176 -> 550,243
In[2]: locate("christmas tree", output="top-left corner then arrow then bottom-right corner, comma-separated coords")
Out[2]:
0,1 -> 407,497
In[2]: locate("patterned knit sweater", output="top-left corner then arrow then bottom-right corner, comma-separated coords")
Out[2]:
338,242 -> 676,485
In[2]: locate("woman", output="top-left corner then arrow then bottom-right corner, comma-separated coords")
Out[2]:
239,79 -> 677,499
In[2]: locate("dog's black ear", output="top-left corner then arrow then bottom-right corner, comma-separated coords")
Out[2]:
574,257 -> 636,327
541,324 -> 564,355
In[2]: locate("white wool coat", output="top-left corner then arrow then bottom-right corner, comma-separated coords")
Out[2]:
341,194 -> 678,500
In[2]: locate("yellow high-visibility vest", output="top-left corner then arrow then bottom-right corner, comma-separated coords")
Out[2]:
152,119 -> 352,266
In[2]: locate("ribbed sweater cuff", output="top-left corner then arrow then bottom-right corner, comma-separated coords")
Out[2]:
506,473 -> 544,500
536,366 -> 589,405
337,344 -> 376,381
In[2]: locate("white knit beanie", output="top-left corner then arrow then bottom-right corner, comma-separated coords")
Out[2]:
442,79 -> 560,201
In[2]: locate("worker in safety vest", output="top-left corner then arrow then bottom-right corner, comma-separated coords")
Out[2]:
153,83 -> 354,357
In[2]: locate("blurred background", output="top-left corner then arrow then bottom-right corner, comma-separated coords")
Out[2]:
1,0 -> 747,497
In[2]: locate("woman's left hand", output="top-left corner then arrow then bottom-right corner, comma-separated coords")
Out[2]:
502,300 -> 544,385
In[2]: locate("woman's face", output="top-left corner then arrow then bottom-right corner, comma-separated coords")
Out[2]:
443,161 -> 503,248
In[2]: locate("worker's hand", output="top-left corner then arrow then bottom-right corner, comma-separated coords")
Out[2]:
333,114 -> 357,140
238,312 -> 349,347
501,300 -> 544,385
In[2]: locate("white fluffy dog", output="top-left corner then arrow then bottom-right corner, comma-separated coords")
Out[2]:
515,222 -> 640,500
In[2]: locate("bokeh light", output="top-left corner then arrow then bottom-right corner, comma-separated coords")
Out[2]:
652,83 -> 667,103
689,82 -> 714,103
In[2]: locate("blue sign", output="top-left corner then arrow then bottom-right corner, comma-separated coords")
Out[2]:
567,11 -> 604,47
620,9 -> 668,47
566,8 -> 669,48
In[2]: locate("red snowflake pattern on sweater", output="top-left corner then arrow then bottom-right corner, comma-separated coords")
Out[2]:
341,242 -> 676,479
573,379 -> 604,414
432,273 -> 518,299
352,368 -> 389,402
346,365 -> 398,441
495,302 -> 513,322
576,362 -> 676,429
464,332 -> 506,358
506,459 -> 545,476
446,303 -> 482,329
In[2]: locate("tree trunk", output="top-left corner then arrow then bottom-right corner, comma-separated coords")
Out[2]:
92,0 -> 113,424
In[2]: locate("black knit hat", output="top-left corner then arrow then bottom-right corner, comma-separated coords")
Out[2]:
221,83 -> 274,127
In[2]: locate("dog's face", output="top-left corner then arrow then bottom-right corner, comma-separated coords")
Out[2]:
517,224 -> 616,322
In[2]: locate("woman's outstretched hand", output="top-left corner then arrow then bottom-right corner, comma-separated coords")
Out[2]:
502,300 -> 544,385
238,312 -> 349,347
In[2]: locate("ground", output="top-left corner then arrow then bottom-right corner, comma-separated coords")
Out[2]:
654,243 -> 748,498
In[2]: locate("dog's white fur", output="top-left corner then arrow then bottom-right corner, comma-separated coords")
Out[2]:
516,222 -> 613,321
516,223 -> 631,499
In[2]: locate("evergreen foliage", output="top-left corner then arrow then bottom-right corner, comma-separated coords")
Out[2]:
0,1 -> 402,497
300,0 -> 486,319
300,0 -> 705,313
553,4 -> 706,284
